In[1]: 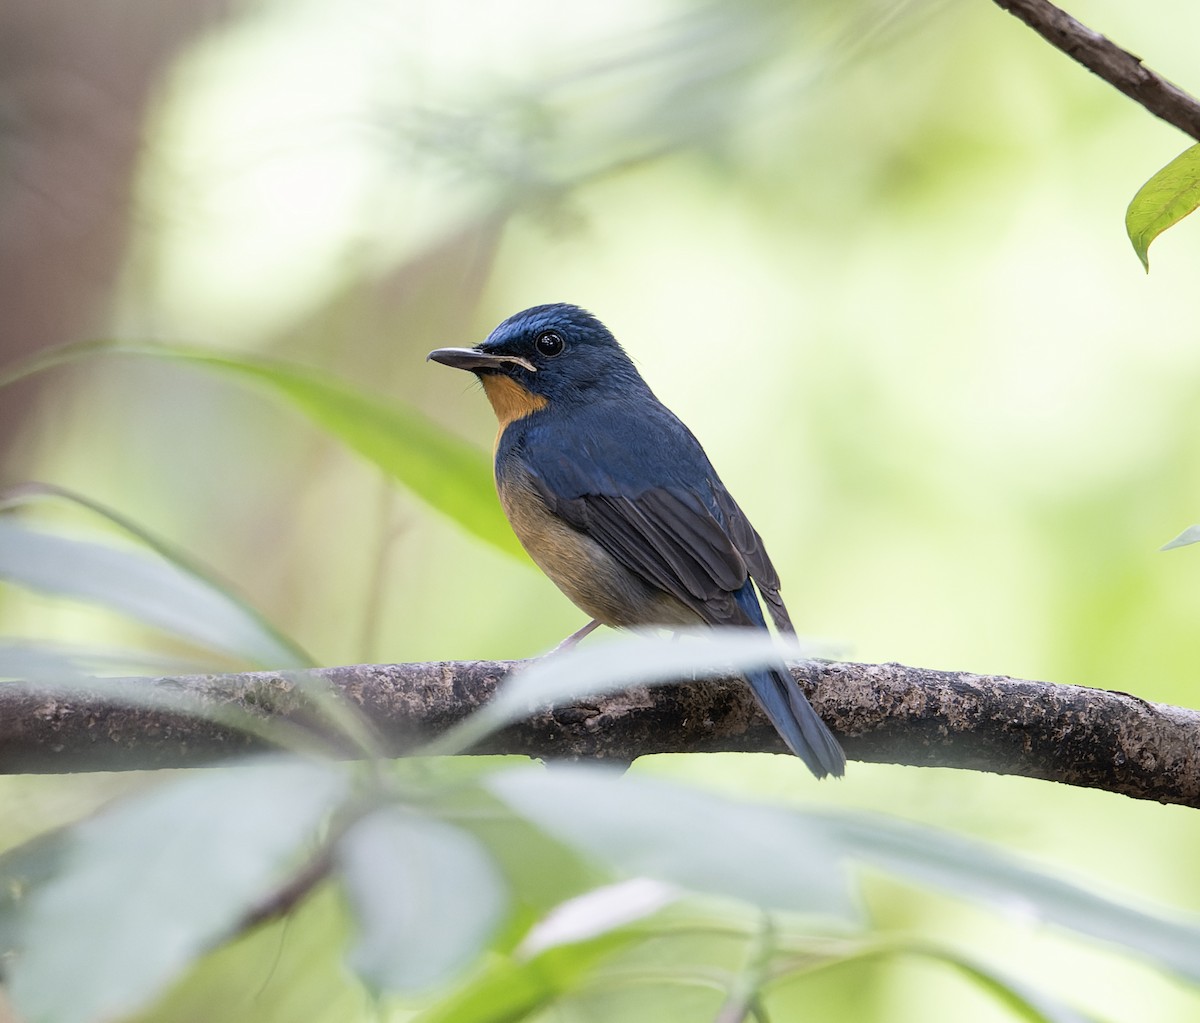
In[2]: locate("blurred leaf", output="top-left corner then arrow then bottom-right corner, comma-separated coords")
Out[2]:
0,655 -> 378,767
0,488 -> 383,760
492,769 -> 1200,991
1125,143 -> 1200,270
0,518 -> 307,668
0,639 -> 226,682
3,487 -> 369,758
0,482 -> 312,667
818,810 -> 1200,985
428,628 -> 822,755
0,642 -> 91,684
4,757 -> 348,1023
134,344 -> 523,558
803,939 -> 1097,1023
1161,524 -> 1200,550
516,878 -> 678,958
0,340 -> 522,559
128,885 -> 360,1023
488,764 -> 858,922
0,828 -> 71,962
336,807 -> 508,992
422,768 -> 605,921
411,919 -> 645,1023
907,944 -> 1099,1023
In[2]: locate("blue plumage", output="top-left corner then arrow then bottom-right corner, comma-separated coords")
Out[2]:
428,303 -> 846,778
731,584 -> 846,778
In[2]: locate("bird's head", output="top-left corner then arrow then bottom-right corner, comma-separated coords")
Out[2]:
427,304 -> 644,424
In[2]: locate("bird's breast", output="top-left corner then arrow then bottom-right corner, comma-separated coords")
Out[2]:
495,459 -> 700,629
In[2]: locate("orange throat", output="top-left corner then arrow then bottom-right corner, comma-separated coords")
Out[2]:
481,374 -> 548,447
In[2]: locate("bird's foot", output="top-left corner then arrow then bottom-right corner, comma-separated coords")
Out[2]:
546,618 -> 602,655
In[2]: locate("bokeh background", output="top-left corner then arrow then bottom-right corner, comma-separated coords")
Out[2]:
4,0 -> 1200,1019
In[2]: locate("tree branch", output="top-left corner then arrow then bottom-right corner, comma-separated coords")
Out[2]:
3,659 -> 1198,808
992,0 -> 1200,143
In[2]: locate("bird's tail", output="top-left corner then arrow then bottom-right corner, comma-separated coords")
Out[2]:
729,581 -> 845,777
744,666 -> 846,778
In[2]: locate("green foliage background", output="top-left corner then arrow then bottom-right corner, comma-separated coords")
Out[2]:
4,0 -> 1200,1019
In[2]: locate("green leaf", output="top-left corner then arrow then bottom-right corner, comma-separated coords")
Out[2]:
128,885 -> 361,1023
0,340 -> 522,559
1125,143 -> 1200,270
516,878 -> 677,958
0,642 -> 91,684
910,945 -> 1098,1023
4,757 -> 348,1023
818,810 -> 1200,985
0,644 -> 379,764
1161,524 -> 1200,550
411,919 -> 644,1023
428,772 -> 604,916
0,518 -> 307,668
0,639 -> 223,682
487,764 -> 858,922
491,771 -> 1200,989
0,487 -> 383,760
811,940 -> 1098,1023
0,482 -> 312,668
0,829 -> 72,963
336,807 -> 509,992
142,344 -> 522,558
427,628 -> 822,755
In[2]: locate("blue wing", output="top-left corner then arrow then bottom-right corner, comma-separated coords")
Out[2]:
499,396 -> 846,778
507,397 -> 790,629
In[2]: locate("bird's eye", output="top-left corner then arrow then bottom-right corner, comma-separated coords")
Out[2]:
534,330 -> 565,357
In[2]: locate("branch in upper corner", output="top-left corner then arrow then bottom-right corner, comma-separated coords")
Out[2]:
992,0 -> 1200,143
1,659 -> 1199,809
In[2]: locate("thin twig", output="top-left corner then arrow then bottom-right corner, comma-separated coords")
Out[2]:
233,847 -> 334,934
715,915 -> 776,1023
992,0 -> 1200,142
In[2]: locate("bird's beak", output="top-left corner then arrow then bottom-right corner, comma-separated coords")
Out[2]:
426,347 -> 537,373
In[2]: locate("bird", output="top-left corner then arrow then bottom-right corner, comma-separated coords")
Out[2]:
427,303 -> 846,778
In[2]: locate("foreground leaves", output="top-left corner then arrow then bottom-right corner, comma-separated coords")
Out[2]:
0,482 -> 312,669
426,627 -> 823,755
857,942 -> 1098,1023
0,518 -> 308,669
337,807 -> 508,991
410,916 -> 650,1023
3,631 -> 1198,1023
1161,524 -> 1200,550
2,758 -> 348,1023
4,751 -> 1194,1023
491,766 -> 1200,988
818,809 -> 1200,984
488,765 -> 858,922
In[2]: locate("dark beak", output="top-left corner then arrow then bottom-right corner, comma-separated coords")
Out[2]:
426,347 -> 536,373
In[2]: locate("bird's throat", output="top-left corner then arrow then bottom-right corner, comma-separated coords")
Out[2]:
480,375 -> 548,438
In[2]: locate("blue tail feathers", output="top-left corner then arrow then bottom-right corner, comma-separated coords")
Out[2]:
732,584 -> 846,779
744,666 -> 845,778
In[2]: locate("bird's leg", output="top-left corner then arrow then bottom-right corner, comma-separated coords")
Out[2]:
547,618 -> 602,654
